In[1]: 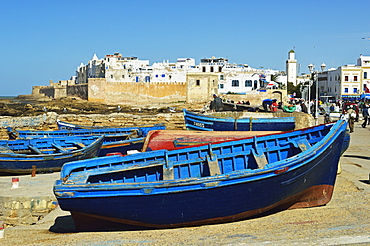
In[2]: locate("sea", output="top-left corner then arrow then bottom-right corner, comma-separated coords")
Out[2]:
0,96 -> 16,99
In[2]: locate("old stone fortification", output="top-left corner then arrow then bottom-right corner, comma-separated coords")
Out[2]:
32,74 -> 287,105
88,79 -> 188,104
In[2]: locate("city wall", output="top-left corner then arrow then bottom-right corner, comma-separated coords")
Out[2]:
87,79 -> 188,104
66,84 -> 88,100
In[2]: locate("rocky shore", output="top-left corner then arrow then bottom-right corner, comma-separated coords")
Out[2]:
0,94 -> 200,117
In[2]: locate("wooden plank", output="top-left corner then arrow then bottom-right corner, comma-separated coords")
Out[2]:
207,155 -> 221,176
163,167 -> 174,180
74,142 -> 86,149
28,145 -> 43,154
52,143 -> 67,153
296,138 -> 311,152
0,145 -> 14,153
252,148 -> 268,169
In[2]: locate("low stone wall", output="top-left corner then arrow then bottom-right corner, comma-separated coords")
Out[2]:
0,196 -> 57,226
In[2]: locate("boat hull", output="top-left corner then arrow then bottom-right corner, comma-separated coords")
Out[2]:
55,122 -> 345,229
183,109 -> 295,131
68,184 -> 334,230
8,125 -> 166,157
98,138 -> 144,156
0,136 -> 104,174
142,130 -> 281,151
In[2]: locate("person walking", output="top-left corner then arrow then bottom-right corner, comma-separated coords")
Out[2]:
346,105 -> 355,133
362,104 -> 369,128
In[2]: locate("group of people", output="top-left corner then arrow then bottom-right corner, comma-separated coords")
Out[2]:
209,94 -> 370,132
262,98 -> 278,112
339,100 -> 370,133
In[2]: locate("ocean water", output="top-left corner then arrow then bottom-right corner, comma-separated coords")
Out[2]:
0,96 -> 16,99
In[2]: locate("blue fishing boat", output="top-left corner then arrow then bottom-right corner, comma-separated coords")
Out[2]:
57,119 -> 165,132
7,124 -> 166,156
0,135 -> 104,174
54,120 -> 348,230
183,109 -> 295,131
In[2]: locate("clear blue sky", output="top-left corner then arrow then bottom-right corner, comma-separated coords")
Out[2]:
1,0 -> 370,96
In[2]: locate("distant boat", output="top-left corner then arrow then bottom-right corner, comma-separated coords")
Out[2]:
183,109 -> 295,131
54,120 -> 348,230
7,125 -> 166,156
0,135 -> 104,174
57,119 -> 165,133
142,130 -> 281,151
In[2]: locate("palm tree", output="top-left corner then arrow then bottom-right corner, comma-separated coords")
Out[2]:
270,74 -> 283,89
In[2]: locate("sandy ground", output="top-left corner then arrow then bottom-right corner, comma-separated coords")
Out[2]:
1,118 -> 370,245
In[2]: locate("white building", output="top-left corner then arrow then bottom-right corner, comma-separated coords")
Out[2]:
75,53 -> 285,95
286,50 -> 297,86
357,55 -> 370,93
317,55 -> 370,101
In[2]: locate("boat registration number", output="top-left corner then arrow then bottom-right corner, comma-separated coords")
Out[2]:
193,122 -> 205,128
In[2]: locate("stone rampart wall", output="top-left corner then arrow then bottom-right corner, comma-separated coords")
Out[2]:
88,79 -> 187,104
220,90 -> 288,105
67,84 -> 88,100
0,196 -> 57,227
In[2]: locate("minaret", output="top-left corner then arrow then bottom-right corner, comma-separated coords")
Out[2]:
286,50 -> 297,86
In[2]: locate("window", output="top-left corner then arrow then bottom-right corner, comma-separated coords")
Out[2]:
344,88 -> 348,93
254,80 -> 258,90
365,72 -> 368,79
202,67 -> 206,72
353,88 -> 357,93
345,76 -> 349,81
219,84 -> 224,89
110,75 -> 113,79
145,76 -> 150,82
196,80 -> 200,86
161,74 -> 165,77
220,75 -> 224,80
210,67 -> 214,72
354,76 -> 358,81
232,80 -> 239,87
245,80 -> 252,87
218,66 -> 222,72
122,75 -> 124,78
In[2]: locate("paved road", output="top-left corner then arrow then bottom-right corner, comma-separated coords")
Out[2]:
1,119 -> 370,245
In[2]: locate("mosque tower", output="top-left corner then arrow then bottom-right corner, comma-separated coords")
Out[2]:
286,49 -> 297,86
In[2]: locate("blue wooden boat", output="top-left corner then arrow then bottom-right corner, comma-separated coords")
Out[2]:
54,120 -> 348,230
7,124 -> 166,156
0,135 -> 104,174
57,119 -> 165,132
183,109 -> 295,131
